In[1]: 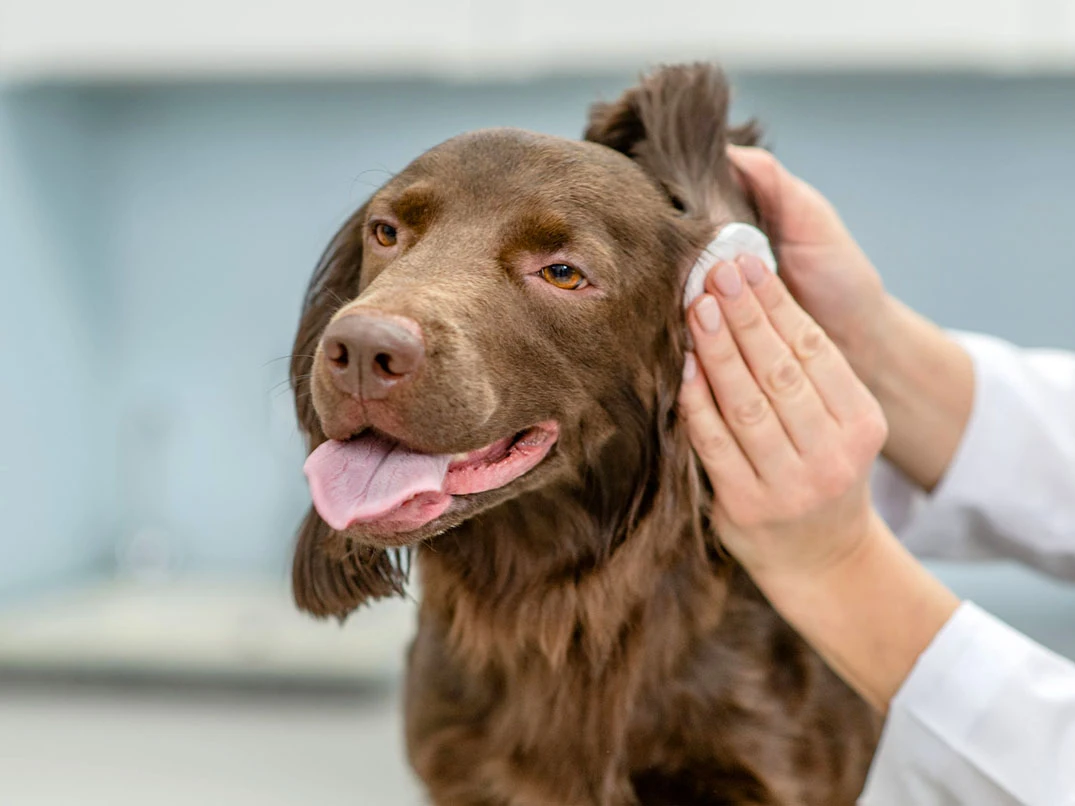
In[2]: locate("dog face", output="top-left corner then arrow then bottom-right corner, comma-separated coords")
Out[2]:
291,65 -> 760,618
301,129 -> 698,541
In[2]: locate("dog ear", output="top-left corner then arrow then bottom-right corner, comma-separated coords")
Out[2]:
292,508 -> 410,620
587,65 -> 748,558
289,203 -> 411,620
584,63 -> 762,225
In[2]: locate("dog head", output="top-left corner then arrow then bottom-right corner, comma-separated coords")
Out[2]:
291,64 -> 761,618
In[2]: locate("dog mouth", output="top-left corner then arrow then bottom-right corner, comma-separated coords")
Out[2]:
303,421 -> 559,535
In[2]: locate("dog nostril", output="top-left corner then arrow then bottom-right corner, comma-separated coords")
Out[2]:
374,352 -> 397,377
326,341 -> 349,368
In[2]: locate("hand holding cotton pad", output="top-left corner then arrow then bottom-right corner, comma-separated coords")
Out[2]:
682,222 -> 777,310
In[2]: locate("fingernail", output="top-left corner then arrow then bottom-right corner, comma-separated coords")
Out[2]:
714,263 -> 743,298
695,295 -> 722,332
682,351 -> 697,382
738,255 -> 768,287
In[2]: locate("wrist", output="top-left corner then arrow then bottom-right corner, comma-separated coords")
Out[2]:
753,508 -> 889,618
757,511 -> 960,711
862,299 -> 975,491
840,292 -> 902,391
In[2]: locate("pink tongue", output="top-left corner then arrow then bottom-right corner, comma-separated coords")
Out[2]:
303,433 -> 452,532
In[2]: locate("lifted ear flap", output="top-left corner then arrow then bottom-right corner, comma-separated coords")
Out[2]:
289,202 -> 411,620
584,63 -> 763,225
587,65 -> 750,558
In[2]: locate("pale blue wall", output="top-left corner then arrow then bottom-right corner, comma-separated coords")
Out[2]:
0,89 -> 113,596
2,73 -> 1075,609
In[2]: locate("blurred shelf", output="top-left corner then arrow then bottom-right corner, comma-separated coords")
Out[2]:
3,0 -> 1075,83
0,576 -> 416,686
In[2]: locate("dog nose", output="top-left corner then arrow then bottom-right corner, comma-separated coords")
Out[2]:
320,313 -> 425,400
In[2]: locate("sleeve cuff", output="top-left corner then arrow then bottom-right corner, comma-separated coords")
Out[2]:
927,331 -> 1044,517
859,601 -> 1032,804
861,601 -> 1075,804
868,331 -> 1003,554
895,331 -> 1075,570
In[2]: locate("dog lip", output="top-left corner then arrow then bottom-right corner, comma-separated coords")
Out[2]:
446,425 -> 550,472
442,421 -> 559,497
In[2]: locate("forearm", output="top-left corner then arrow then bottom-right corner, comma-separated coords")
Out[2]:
758,512 -> 961,712
853,298 -> 974,493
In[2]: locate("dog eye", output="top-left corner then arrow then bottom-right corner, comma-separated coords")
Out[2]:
372,222 -> 398,247
539,263 -> 588,290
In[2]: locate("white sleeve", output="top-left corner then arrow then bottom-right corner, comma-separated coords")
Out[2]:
871,332 -> 1075,580
859,602 -> 1075,806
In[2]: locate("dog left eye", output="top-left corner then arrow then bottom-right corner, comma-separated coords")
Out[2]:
539,264 -> 588,290
372,222 -> 398,247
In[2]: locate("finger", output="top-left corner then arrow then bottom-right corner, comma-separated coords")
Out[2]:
688,291 -> 801,481
677,352 -> 757,494
737,254 -> 877,424
705,260 -> 837,455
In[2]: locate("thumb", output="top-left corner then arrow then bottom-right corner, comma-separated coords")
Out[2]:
727,145 -> 849,247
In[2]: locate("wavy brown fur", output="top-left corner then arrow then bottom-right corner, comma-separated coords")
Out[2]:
289,63 -> 881,804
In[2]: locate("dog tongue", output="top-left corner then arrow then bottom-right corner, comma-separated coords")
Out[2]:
303,433 -> 452,531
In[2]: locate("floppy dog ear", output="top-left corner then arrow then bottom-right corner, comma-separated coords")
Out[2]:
586,64 -> 759,558
584,63 -> 762,225
289,204 -> 411,620
292,509 -> 409,619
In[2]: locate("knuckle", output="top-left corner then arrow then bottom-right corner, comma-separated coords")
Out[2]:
766,355 -> 806,396
760,281 -> 791,312
793,323 -> 828,361
813,460 -> 856,498
677,392 -> 703,418
695,429 -> 736,461
700,338 -> 742,369
853,410 -> 889,451
732,395 -> 771,427
733,306 -> 767,333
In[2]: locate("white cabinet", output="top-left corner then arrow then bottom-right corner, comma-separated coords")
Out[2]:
2,0 -> 1074,81
506,0 -> 1028,69
0,0 -> 474,80
1062,0 -> 1075,50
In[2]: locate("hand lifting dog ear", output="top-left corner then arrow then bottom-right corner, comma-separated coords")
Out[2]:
583,63 -> 773,554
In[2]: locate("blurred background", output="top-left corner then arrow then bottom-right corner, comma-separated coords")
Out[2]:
2,0 -> 1075,803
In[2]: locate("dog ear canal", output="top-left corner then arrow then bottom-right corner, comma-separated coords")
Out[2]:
291,508 -> 411,621
583,63 -> 762,222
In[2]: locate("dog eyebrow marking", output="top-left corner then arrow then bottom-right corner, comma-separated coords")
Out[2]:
501,210 -> 574,256
392,184 -> 442,233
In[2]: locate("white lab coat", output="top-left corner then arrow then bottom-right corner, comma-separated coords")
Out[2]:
860,331 -> 1075,805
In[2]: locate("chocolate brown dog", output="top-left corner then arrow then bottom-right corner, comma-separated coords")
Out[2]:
290,63 -> 880,805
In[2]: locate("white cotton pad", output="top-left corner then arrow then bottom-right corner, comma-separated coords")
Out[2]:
682,222 -> 777,310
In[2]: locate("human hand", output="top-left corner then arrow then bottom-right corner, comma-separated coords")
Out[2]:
728,146 -> 889,386
677,256 -> 889,585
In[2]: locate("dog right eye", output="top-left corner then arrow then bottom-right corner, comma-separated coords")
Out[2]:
372,222 -> 398,247
539,263 -> 588,290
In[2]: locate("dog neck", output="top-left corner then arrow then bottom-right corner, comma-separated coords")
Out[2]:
415,413 -> 727,675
